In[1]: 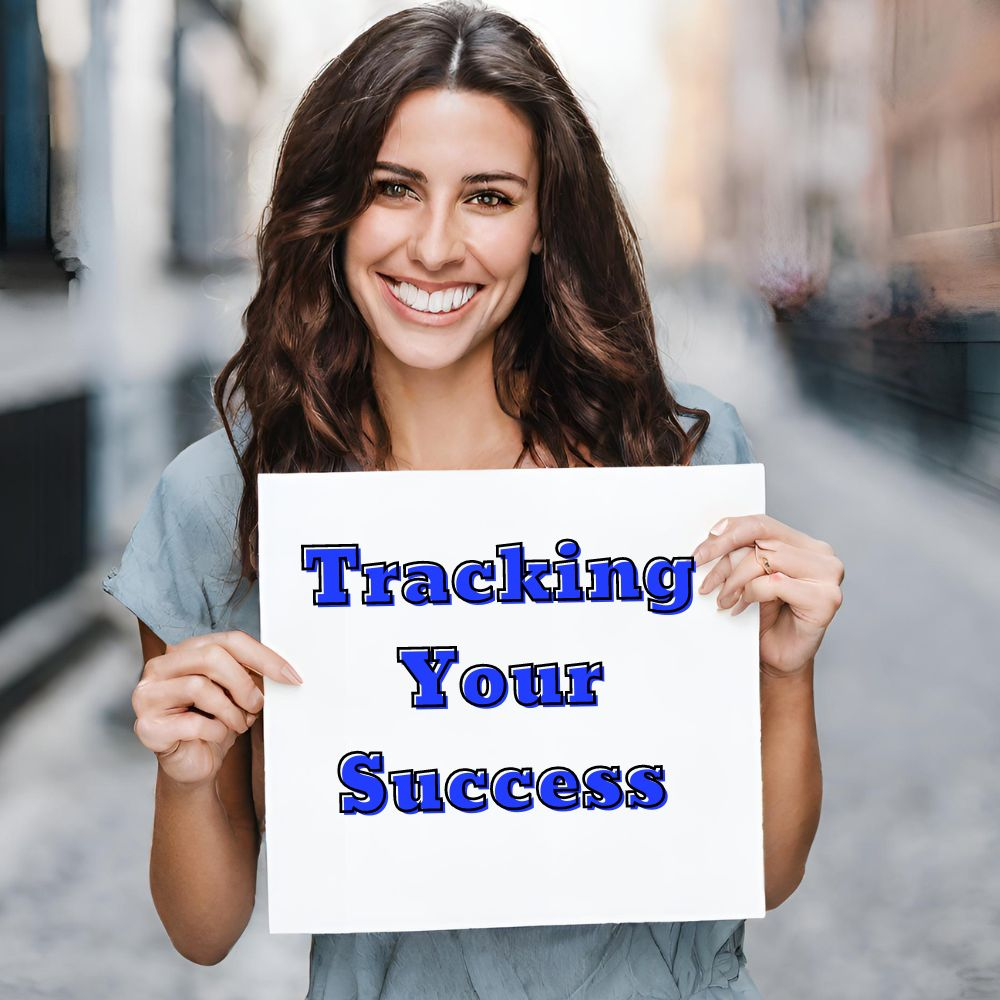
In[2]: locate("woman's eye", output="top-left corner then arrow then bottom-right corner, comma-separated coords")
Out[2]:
470,191 -> 511,210
378,181 -> 411,199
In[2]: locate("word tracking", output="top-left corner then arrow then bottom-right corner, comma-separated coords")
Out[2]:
338,753 -> 669,815
302,538 -> 697,615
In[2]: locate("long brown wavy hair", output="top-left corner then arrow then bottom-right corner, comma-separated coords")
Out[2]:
214,1 -> 710,582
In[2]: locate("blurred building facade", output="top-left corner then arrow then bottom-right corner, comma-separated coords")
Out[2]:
653,0 -> 1000,493
0,0 -> 260,695
772,0 -> 1000,495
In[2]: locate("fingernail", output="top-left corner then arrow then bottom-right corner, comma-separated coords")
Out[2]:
282,664 -> 304,685
245,712 -> 257,726
710,519 -> 728,536
730,600 -> 747,616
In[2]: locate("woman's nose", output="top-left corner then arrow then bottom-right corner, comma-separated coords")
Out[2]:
408,205 -> 465,271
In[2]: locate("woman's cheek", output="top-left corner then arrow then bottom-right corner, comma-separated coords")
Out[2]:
357,207 -> 406,255
474,218 -> 538,272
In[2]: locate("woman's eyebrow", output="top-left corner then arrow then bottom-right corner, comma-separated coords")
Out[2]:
374,161 -> 424,181
373,162 -> 527,188
462,171 -> 527,188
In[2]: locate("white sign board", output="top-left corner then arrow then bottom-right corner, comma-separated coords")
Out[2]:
259,464 -> 765,934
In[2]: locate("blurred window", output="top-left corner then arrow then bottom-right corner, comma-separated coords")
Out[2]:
0,0 -> 52,252
0,395 -> 89,629
171,0 -> 258,270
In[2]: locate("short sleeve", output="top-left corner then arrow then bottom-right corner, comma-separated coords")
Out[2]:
102,430 -> 245,646
669,380 -> 757,466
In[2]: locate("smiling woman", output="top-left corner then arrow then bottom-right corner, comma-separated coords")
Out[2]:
102,1 -> 839,997
213,0 -> 721,509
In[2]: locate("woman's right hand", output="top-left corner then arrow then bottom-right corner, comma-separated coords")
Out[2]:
131,631 -> 303,786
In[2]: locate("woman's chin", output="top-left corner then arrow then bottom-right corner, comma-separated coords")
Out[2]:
373,331 -> 487,375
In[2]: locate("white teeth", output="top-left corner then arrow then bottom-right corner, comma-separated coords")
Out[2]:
388,279 -> 478,314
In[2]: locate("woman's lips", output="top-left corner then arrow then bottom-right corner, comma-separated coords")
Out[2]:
376,273 -> 481,327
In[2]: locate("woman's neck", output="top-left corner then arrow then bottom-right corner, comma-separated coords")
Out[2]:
372,338 -> 525,471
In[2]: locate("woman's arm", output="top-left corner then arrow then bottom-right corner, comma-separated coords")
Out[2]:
136,622 -> 278,964
693,514 -> 842,910
759,659 -> 822,909
150,739 -> 259,964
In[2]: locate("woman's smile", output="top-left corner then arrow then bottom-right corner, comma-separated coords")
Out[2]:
376,272 -> 484,326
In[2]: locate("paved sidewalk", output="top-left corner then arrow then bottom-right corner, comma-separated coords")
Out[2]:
0,636 -> 309,1000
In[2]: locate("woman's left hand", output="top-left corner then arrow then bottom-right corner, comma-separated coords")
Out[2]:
691,515 -> 844,677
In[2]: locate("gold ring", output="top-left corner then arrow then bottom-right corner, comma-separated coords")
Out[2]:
754,542 -> 773,575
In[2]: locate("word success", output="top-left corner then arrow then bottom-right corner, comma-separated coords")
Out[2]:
301,538 -> 696,615
336,646 -> 669,816
338,754 -> 667,815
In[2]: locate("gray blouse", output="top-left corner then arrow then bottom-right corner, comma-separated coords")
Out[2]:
104,380 -> 763,1000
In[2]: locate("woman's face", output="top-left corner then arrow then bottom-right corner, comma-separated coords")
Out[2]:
344,87 -> 542,373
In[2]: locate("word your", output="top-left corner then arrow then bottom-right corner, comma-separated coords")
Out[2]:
396,646 -> 604,710
301,539 -> 696,615
338,753 -> 668,815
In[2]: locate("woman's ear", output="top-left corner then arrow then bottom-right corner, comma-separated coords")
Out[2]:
531,232 -> 543,255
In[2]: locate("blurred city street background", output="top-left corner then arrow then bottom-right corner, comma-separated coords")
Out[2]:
2,1 -> 998,998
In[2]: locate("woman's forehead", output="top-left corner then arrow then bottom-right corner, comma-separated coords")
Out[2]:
376,88 -> 538,184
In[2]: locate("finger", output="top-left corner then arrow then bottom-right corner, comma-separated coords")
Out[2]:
716,548 -> 769,609
732,573 -> 843,624
697,551 -> 733,596
145,643 -> 267,714
692,514 -> 833,565
134,675 -> 255,734
697,546 -> 754,597
202,631 -> 303,685
753,539 -> 844,584
166,631 -> 302,686
718,540 -> 843,608
134,711 -> 231,754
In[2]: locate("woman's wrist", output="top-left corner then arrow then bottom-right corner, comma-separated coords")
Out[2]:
760,657 -> 814,681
